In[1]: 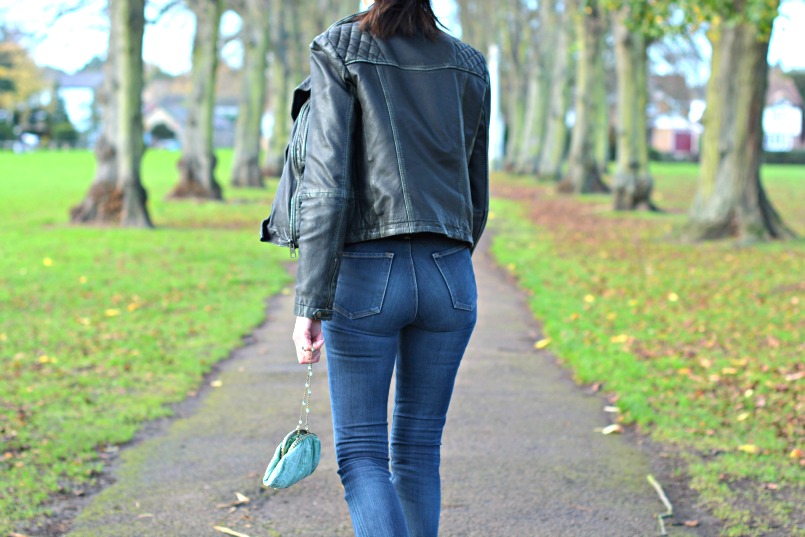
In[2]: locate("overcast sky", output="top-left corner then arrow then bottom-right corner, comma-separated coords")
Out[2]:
0,0 -> 803,76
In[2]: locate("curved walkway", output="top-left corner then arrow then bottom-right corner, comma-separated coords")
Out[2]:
66,238 -> 707,537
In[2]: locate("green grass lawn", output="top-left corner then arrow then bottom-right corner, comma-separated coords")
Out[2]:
489,164 -> 805,536
0,149 -> 291,531
2,152 -> 803,535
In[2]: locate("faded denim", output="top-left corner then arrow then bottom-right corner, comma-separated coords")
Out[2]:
323,234 -> 477,537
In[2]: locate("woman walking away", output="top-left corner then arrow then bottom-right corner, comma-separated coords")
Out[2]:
291,1 -> 490,535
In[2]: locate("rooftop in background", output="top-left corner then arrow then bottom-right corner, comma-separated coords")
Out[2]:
767,68 -> 803,107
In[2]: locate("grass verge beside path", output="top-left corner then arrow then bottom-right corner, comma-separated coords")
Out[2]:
0,150 -> 290,532
488,165 -> 804,537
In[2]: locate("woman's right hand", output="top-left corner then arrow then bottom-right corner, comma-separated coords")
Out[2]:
292,316 -> 325,364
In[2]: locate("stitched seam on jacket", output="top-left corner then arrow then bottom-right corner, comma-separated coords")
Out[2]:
326,93 -> 356,309
375,64 -> 414,229
458,71 -> 470,220
344,60 -> 487,80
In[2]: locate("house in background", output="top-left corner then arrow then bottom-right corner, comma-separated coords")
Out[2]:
648,69 -> 805,158
651,114 -> 703,158
141,64 -> 241,149
142,95 -> 238,149
54,70 -> 103,134
648,74 -> 705,159
763,68 -> 804,152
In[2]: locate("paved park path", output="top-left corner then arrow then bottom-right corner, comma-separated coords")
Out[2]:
66,237 -> 709,537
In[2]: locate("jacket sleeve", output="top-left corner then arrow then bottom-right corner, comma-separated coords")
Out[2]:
468,78 -> 491,251
293,35 -> 357,320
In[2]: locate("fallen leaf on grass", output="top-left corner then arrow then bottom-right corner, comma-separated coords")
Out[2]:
738,444 -> 760,454
137,513 -> 154,518
210,380 -> 223,388
603,406 -> 620,413
785,371 -> 805,382
789,448 -> 803,459
601,424 -> 623,435
534,338 -> 551,349
213,527 -> 252,537
737,412 -> 750,422
683,520 -> 700,527
610,334 -> 629,344
105,309 -> 120,317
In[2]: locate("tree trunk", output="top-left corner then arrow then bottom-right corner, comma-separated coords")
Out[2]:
537,3 -> 572,181
230,0 -> 269,188
498,2 -> 533,170
116,0 -> 151,226
512,2 -> 552,175
562,0 -> 609,194
70,9 -> 121,224
263,0 -> 293,175
71,0 -> 151,226
512,67 -> 545,174
593,29 -> 610,177
503,87 -> 526,170
170,0 -> 224,200
612,7 -> 655,210
687,19 -> 796,241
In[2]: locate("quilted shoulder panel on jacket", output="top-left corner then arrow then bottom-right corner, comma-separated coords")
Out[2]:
324,21 -> 386,64
453,40 -> 487,79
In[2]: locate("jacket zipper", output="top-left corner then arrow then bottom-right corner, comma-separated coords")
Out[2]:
287,100 -> 309,260
288,194 -> 298,259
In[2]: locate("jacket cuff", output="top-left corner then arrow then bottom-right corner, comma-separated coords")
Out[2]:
294,303 -> 334,320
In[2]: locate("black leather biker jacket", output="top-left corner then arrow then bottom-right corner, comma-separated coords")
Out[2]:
294,16 -> 491,320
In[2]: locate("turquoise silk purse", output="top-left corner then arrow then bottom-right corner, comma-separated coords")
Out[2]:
263,364 -> 321,489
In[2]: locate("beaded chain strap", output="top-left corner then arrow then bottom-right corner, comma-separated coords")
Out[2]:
298,363 -> 313,432
281,363 -> 314,457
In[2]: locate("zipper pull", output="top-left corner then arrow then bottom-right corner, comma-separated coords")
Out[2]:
289,241 -> 297,259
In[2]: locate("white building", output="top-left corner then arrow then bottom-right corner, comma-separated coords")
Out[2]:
55,71 -> 104,134
763,100 -> 803,152
763,69 -> 804,152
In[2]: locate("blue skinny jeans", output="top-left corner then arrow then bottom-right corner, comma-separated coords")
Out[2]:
322,234 -> 477,537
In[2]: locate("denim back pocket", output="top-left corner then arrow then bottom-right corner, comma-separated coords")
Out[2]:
334,252 -> 394,319
432,245 -> 477,311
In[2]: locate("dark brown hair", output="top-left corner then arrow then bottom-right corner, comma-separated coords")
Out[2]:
356,1 -> 444,40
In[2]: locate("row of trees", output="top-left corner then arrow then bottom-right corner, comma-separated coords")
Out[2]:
69,0 -> 796,242
70,0 -> 356,225
459,0 -> 797,241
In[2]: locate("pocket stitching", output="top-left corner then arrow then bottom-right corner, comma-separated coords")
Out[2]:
333,253 -> 394,319
432,247 -> 476,311
431,244 -> 468,259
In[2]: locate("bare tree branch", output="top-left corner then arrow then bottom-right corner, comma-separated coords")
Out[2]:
147,0 -> 185,24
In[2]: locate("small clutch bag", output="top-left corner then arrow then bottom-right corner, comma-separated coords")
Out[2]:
263,364 -> 321,489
